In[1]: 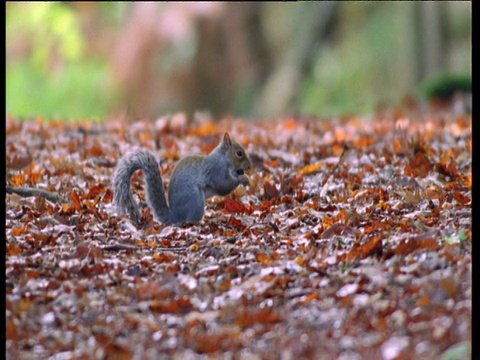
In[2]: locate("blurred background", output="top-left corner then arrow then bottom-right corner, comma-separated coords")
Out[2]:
6,2 -> 471,121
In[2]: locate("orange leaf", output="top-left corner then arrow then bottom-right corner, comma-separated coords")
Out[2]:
150,296 -> 193,314
190,242 -> 200,252
453,192 -> 471,205
12,223 -> 28,236
27,167 -> 42,184
10,173 -> 26,187
33,232 -> 55,246
464,175 -> 472,189
220,197 -> 252,214
153,252 -> 175,263
256,252 -> 271,264
190,333 -> 223,353
298,163 -> 323,176
5,319 -> 20,341
296,255 -> 306,266
441,278 -> 459,297
347,235 -> 383,262
194,122 -> 218,137
83,183 -> 105,200
147,241 -> 158,248
299,292 -> 322,305
388,237 -> 438,257
405,152 -> 432,178
87,144 -> 104,157
236,308 -> 281,329
103,188 -> 114,203
415,294 -> 430,307
71,190 -> 82,211
6,242 -> 23,256
227,216 -> 245,229
284,118 -> 297,130
75,243 -> 90,259
392,139 -> 404,155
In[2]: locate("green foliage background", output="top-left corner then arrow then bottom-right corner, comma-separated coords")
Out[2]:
6,3 -> 117,120
6,2 -> 471,120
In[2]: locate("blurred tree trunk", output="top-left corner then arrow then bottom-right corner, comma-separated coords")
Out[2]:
413,2 -> 447,84
421,1 -> 447,78
187,2 -> 271,118
112,3 -> 166,121
112,2 -> 271,120
253,2 -> 340,118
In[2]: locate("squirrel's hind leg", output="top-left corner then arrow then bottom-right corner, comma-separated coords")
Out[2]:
169,186 -> 206,223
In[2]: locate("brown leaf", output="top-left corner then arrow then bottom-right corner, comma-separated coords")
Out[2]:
82,183 -> 106,200
436,161 -> 459,179
74,242 -> 90,259
264,181 -> 280,200
347,235 -> 383,262
385,237 -> 439,258
27,167 -> 42,184
71,190 -> 82,211
236,307 -> 282,329
7,153 -> 33,170
219,197 -> 253,214
226,216 -> 246,230
6,242 -> 23,256
405,152 -> 432,178
453,191 -> 471,205
87,144 -> 105,157
190,333 -> 223,353
104,343 -> 132,360
150,296 -> 193,314
441,278 -> 460,297
153,252 -> 175,263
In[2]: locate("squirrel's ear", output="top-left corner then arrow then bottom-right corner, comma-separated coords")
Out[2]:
222,133 -> 232,149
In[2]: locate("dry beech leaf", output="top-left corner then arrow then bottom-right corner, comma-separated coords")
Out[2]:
5,110 -> 471,359
71,190 -> 82,211
82,183 -> 106,200
263,181 -> 280,199
7,153 -> 33,170
219,197 -> 253,214
298,162 -> 323,176
405,151 -> 432,178
453,191 -> 471,204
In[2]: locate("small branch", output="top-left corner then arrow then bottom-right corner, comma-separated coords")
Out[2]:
100,243 -> 190,252
100,244 -> 141,251
6,185 -> 68,204
320,143 -> 351,189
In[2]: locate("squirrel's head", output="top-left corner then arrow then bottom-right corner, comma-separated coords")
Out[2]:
221,132 -> 251,175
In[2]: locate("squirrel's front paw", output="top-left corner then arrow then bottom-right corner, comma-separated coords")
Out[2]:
239,174 -> 250,186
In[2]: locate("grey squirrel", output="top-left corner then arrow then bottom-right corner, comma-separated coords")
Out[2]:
113,133 -> 251,225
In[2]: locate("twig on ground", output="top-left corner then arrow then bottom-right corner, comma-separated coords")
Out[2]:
320,143 -> 351,193
6,185 -> 68,204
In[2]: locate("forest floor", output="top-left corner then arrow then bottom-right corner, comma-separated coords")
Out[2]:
5,107 -> 471,359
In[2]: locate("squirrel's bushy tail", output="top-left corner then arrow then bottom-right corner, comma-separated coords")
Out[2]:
113,149 -> 171,224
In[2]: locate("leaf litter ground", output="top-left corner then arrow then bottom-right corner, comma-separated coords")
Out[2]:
5,110 -> 471,359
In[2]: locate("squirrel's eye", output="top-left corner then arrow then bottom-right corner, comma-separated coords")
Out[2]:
236,150 -> 243,157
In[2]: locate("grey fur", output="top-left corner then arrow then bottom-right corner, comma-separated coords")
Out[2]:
113,150 -> 171,224
112,134 -> 251,225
